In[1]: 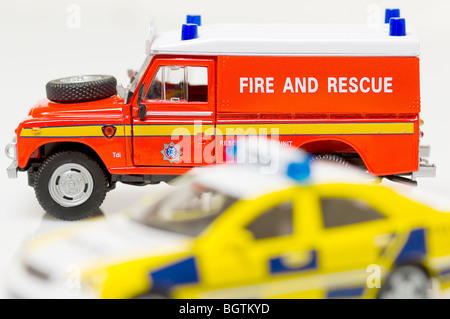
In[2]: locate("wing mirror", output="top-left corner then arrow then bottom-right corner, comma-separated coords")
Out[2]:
137,83 -> 147,121
127,69 -> 137,79
225,229 -> 253,251
116,84 -> 126,99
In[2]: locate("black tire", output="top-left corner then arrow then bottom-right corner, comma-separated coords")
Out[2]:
378,265 -> 430,299
311,154 -> 350,166
34,151 -> 108,221
46,75 -> 117,103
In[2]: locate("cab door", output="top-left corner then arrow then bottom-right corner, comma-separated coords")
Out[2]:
132,58 -> 215,166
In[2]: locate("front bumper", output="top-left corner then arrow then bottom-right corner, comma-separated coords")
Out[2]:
6,258 -> 98,299
412,145 -> 436,179
5,136 -> 18,178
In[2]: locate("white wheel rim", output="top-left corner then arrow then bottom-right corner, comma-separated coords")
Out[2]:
48,163 -> 94,207
59,75 -> 102,83
381,267 -> 429,299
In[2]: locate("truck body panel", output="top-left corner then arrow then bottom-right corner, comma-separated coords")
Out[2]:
5,21 -> 434,220
216,56 -> 420,115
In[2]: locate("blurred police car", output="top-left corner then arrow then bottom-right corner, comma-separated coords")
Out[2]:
7,138 -> 450,299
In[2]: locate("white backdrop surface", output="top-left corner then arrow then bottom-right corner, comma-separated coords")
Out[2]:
1,0 -> 450,298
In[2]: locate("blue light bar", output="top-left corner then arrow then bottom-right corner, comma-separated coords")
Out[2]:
286,156 -> 312,182
181,23 -> 198,41
389,18 -> 406,37
187,14 -> 201,26
385,8 -> 400,24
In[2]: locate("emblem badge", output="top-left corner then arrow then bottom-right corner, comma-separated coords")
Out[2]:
161,141 -> 183,164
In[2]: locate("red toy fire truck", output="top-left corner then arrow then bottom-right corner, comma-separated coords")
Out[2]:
5,12 -> 435,220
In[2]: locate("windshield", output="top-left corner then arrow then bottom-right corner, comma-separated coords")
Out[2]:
128,55 -> 153,96
132,181 -> 238,237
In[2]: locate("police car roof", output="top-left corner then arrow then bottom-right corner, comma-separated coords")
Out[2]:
190,161 -> 373,200
150,23 -> 419,57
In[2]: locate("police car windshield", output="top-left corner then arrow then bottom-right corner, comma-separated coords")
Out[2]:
132,182 -> 237,237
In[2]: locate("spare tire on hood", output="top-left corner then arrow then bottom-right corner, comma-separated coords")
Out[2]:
46,75 -> 117,103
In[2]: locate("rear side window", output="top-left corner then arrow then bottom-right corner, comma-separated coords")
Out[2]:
320,198 -> 384,228
246,201 -> 293,240
145,66 -> 208,102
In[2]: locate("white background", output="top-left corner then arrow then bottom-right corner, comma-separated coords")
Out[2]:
1,0 -> 450,298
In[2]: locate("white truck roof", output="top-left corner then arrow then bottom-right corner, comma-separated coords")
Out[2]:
148,23 -> 419,57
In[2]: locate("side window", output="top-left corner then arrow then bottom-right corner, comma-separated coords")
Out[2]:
164,66 -> 185,101
146,67 -> 163,100
186,66 -> 208,102
320,198 -> 384,228
246,201 -> 293,240
145,66 -> 208,102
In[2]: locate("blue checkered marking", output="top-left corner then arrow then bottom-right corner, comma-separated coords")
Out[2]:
394,228 -> 427,265
327,286 -> 365,299
149,257 -> 199,294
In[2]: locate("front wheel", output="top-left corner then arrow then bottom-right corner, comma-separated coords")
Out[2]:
378,265 -> 431,299
34,151 -> 108,221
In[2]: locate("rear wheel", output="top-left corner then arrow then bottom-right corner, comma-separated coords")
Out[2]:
311,153 -> 382,183
311,154 -> 350,166
34,151 -> 108,221
378,265 -> 430,299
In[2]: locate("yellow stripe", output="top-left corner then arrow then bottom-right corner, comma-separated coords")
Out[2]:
20,125 -> 126,138
20,122 -> 414,138
133,124 -> 215,136
125,125 -> 133,137
216,122 -> 414,136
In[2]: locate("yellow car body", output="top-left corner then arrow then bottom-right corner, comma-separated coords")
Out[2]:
9,162 -> 450,299
101,184 -> 450,299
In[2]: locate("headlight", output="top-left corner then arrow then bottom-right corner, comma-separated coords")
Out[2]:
5,136 -> 17,161
25,263 -> 50,282
80,270 -> 108,298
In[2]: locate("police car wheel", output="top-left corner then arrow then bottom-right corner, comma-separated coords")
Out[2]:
34,151 -> 108,221
46,75 -> 117,103
377,265 -> 430,299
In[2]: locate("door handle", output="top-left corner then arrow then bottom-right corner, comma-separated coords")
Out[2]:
279,250 -> 314,269
195,132 -> 207,145
270,249 -> 317,274
145,111 -> 213,117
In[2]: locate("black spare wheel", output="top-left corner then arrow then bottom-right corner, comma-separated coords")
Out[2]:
46,75 -> 117,103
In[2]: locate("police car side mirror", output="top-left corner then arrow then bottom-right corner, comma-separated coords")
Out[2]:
225,229 -> 253,252
137,83 -> 147,121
